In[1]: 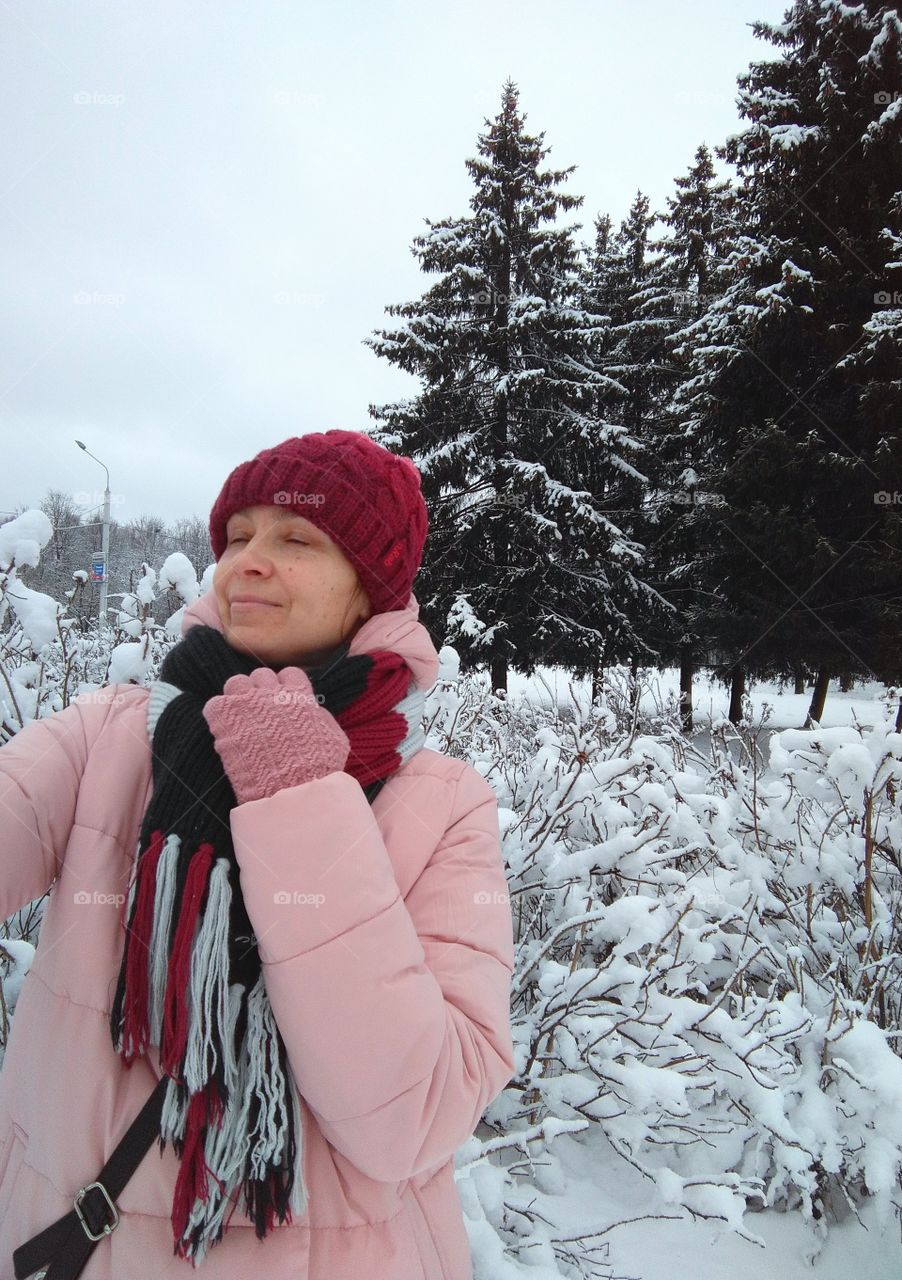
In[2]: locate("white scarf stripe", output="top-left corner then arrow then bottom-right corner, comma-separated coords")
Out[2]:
184,857 -> 233,1093
148,833 -> 181,1046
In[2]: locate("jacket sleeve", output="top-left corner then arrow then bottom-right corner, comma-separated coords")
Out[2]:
228,763 -> 516,1183
0,697 -> 102,920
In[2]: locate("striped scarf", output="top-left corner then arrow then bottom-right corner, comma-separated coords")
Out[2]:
108,622 -> 425,1265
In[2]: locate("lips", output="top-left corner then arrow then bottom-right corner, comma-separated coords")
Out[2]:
229,596 -> 280,613
230,595 -> 279,606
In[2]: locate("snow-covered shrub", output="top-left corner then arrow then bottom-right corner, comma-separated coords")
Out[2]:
424,670 -> 902,1276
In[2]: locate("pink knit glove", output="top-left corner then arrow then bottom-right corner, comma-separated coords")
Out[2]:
201,667 -> 350,804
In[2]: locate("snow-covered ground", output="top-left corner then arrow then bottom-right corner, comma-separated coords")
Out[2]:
508,666 -> 895,735
467,1122 -> 902,1280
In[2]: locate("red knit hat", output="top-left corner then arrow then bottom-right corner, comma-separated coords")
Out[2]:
208,430 -> 429,614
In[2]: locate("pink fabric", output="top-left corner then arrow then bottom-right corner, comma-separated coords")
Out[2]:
0,588 -> 515,1279
202,667 -> 350,803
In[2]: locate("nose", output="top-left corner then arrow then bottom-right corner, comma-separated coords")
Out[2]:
230,532 -> 276,575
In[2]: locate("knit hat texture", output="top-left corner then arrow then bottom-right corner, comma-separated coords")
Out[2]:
208,430 -> 428,614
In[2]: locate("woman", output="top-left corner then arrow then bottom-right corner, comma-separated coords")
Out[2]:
0,430 -> 516,1279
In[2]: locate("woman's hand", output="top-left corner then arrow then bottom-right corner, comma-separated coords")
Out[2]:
202,667 -> 350,804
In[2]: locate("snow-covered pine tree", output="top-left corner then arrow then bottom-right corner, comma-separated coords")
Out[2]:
838,182 -> 902,703
640,145 -> 740,729
670,1 -> 902,725
575,192 -> 688,696
365,79 -> 660,692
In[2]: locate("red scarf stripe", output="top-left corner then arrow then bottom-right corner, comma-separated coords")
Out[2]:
119,828 -> 166,1063
338,652 -> 411,785
172,1088 -> 217,1247
336,650 -> 411,725
161,843 -> 215,1078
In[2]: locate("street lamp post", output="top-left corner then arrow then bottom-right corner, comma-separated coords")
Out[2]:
75,440 -> 111,633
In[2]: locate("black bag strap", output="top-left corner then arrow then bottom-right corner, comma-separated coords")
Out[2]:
13,1076 -> 168,1280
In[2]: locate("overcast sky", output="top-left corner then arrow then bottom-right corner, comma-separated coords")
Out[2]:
1,0 -> 790,540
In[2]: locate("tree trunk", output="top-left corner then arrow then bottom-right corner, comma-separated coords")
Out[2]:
839,671 -> 852,692
679,647 -> 693,734
488,230 -> 511,710
491,656 -> 508,698
591,655 -> 604,704
793,665 -> 806,695
805,666 -> 831,727
728,666 -> 745,724
895,696 -> 902,735
628,657 -> 640,718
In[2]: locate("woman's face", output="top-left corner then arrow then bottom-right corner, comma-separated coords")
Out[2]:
212,504 -> 372,669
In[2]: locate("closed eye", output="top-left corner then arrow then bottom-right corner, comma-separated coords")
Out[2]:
227,534 -> 309,545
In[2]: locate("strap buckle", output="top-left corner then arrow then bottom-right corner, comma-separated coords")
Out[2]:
73,1180 -> 120,1241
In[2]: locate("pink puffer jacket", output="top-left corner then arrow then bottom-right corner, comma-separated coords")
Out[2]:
0,589 -> 515,1279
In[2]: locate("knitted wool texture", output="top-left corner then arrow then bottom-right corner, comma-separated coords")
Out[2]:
207,430 -> 429,615
108,622 -> 426,1265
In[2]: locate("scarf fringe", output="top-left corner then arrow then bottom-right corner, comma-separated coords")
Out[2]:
164,974 -> 307,1263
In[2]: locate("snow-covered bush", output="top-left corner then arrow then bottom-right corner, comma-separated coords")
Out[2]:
424,670 -> 902,1276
